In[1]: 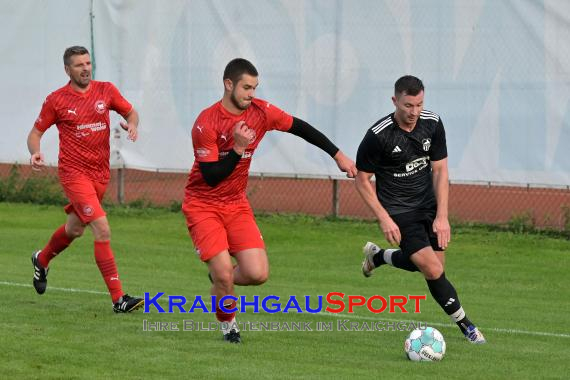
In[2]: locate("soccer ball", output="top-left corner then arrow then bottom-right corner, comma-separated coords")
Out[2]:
404,327 -> 446,361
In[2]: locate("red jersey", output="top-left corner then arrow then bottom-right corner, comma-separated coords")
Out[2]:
185,98 -> 293,203
34,81 -> 132,183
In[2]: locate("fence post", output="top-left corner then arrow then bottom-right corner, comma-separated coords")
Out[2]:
117,166 -> 124,204
332,179 -> 339,218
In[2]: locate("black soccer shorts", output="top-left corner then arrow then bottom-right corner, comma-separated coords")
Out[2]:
391,208 -> 444,257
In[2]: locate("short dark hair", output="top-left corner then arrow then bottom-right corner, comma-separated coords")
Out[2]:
223,58 -> 258,84
394,75 -> 424,96
63,46 -> 90,66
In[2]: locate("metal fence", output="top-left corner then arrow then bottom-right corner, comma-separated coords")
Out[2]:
1,163 -> 569,231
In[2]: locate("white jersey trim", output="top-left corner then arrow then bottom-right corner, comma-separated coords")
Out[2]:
420,110 -> 440,122
372,118 -> 393,134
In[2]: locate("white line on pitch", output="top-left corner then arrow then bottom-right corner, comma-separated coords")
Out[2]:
2,280 -> 568,339
312,312 -> 570,339
0,280 -> 108,295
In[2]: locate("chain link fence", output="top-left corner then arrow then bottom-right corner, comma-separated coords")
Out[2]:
2,163 -> 569,231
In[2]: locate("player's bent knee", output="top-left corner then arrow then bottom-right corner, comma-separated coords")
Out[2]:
212,270 -> 234,290
94,231 -> 111,241
91,226 -> 111,241
248,271 -> 268,285
89,217 -> 111,241
422,265 -> 444,280
238,266 -> 268,285
66,226 -> 85,239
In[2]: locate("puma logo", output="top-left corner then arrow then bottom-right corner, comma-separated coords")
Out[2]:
67,109 -> 77,116
196,125 -> 203,133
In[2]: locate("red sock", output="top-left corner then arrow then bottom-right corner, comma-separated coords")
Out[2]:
94,240 -> 124,303
38,224 -> 73,268
216,300 -> 237,322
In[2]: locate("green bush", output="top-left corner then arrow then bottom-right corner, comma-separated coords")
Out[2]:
507,210 -> 535,233
562,205 -> 570,233
0,164 -> 66,205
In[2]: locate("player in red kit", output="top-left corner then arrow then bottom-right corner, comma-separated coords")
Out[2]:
27,46 -> 144,313
183,58 -> 357,343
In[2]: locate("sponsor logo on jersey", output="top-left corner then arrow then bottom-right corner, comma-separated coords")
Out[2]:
76,122 -> 107,137
405,156 -> 429,172
392,145 -> 402,153
196,148 -> 210,158
83,205 -> 94,216
394,156 -> 430,178
94,100 -> 107,114
218,150 -> 252,159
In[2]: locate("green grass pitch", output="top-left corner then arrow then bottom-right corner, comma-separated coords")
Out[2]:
0,203 -> 568,379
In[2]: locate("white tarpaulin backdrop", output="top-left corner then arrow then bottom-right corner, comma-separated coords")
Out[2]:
2,0 -> 570,185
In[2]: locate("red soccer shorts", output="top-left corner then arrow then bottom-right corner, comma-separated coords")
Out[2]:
182,198 -> 265,262
61,176 -> 107,224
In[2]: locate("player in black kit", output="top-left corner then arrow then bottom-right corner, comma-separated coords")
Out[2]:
355,75 -> 486,344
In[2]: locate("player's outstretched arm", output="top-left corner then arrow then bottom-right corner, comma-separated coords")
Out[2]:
333,150 -> 357,178
120,108 -> 140,142
287,117 -> 356,177
27,127 -> 45,171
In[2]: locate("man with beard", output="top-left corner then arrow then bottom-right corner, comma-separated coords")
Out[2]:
356,75 -> 485,344
183,58 -> 357,343
27,46 -> 143,313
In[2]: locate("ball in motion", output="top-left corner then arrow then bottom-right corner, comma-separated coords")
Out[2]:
404,327 -> 446,361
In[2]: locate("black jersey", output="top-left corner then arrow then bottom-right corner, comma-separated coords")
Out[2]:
356,110 -> 448,215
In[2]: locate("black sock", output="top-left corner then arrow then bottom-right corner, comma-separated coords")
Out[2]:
426,272 -> 473,334
374,249 -> 419,272
391,250 -> 419,272
372,249 -> 386,267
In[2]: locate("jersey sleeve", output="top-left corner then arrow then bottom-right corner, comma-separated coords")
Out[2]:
261,100 -> 293,132
356,130 -> 382,173
34,95 -> 58,132
430,118 -> 448,161
192,115 -> 219,163
107,83 -> 133,117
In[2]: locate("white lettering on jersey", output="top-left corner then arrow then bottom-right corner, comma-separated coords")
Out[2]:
196,148 -> 210,158
405,156 -> 429,172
